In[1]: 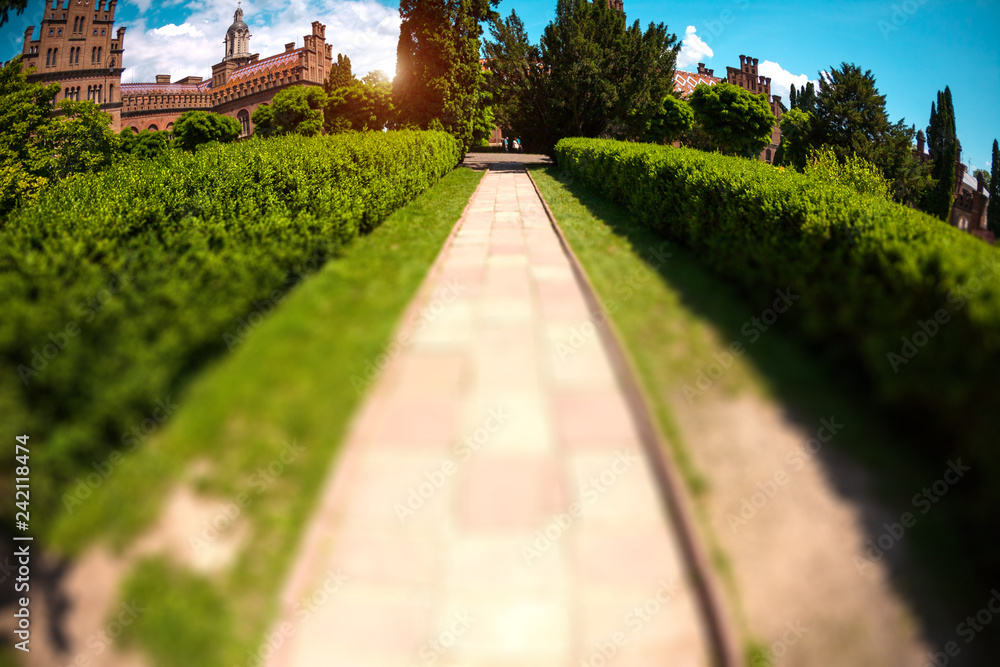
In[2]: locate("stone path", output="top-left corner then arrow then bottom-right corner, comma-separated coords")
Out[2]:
268,166 -> 710,667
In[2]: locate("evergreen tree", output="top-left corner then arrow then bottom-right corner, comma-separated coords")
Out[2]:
0,0 -> 28,27
988,139 -> 1000,235
921,87 -> 958,221
394,0 -> 499,153
326,54 -> 354,92
789,83 -> 797,110
797,81 -> 816,114
688,82 -> 775,158
485,0 -> 679,154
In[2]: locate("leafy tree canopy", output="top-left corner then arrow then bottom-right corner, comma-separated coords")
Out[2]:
119,127 -> 173,160
252,86 -> 327,138
688,82 -> 774,158
0,0 -> 27,27
640,94 -> 693,145
485,0 -> 679,154
172,110 -> 241,150
325,55 -> 394,133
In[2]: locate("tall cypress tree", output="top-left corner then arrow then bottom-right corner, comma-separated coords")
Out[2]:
394,0 -> 499,153
988,139 -> 1000,235
922,87 -> 958,221
797,81 -> 816,114
789,84 -> 797,109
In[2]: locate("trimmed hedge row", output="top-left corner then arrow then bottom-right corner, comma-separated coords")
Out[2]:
555,138 -> 1000,490
1,130 -> 460,529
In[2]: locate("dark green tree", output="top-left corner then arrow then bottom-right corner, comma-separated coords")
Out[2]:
988,139 -> 1000,235
797,81 -> 816,114
789,83 -> 797,110
485,0 -> 679,154
119,127 -> 173,159
252,86 -> 327,138
921,87 -> 958,221
640,94 -> 693,145
35,100 -> 118,177
688,82 -> 774,158
973,168 -> 990,191
172,110 -> 241,150
394,0 -> 499,153
325,55 -> 394,133
0,0 -> 27,27
776,107 -> 815,170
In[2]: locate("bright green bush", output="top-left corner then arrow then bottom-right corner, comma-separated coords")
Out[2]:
0,130 -> 460,531
804,146 -> 892,201
555,137 -> 1000,495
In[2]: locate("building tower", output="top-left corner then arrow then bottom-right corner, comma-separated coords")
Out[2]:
225,2 -> 251,62
19,0 -> 126,131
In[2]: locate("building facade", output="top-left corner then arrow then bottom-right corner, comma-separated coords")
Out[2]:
20,2 -> 332,137
915,134 -> 993,242
20,0 -> 127,130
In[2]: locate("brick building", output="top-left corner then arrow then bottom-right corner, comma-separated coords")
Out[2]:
19,2 -> 332,137
20,0 -> 127,130
673,55 -> 783,164
915,134 -> 993,242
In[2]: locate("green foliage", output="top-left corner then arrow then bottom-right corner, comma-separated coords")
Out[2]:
789,83 -> 797,110
640,94 -> 694,145
796,81 -> 816,114
555,138 -> 1000,504
688,82 -> 774,158
1,59 -> 119,215
989,140 -> 1000,236
325,55 -> 394,133
171,110 -> 241,152
252,86 -> 327,138
394,0 -> 499,153
922,87 -> 959,221
776,107 -> 814,170
973,169 -> 990,191
804,146 -> 891,200
0,0 -> 27,27
119,127 -> 173,160
0,131 -> 461,535
485,0 -> 679,155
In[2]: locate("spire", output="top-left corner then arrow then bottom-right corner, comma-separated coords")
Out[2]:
225,1 -> 251,62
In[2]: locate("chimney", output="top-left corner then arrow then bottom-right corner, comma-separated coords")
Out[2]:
285,42 -> 295,52
155,74 -> 170,84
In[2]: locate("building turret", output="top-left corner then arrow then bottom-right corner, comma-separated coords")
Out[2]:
225,2 -> 251,61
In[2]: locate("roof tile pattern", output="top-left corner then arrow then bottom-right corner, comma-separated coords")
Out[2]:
227,50 -> 301,85
120,83 -> 204,95
673,70 -> 721,97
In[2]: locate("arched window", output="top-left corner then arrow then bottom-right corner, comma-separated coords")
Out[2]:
46,49 -> 51,67
148,124 -> 158,131
52,48 -> 58,67
97,46 -> 102,63
237,109 -> 250,137
73,16 -> 78,32
108,84 -> 113,101
766,149 -> 772,163
129,127 -> 139,134
91,46 -> 96,63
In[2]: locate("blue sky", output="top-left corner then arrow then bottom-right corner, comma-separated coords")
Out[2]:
3,0 -> 998,169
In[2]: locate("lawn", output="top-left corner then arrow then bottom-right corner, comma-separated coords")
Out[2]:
51,167 -> 483,666
528,164 -> 988,663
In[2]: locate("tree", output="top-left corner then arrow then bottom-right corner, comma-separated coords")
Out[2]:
973,168 -> 990,191
988,139 -> 1000,235
394,0 -> 499,153
797,81 -> 816,114
1,57 -> 116,214
0,0 -> 27,27
789,83 -> 797,110
325,56 -> 394,133
776,107 -> 815,170
640,94 -> 693,145
172,110 -> 241,151
921,87 -> 958,221
252,86 -> 327,138
119,127 -> 173,160
688,82 -> 774,158
485,0 -> 679,154
35,100 -> 118,178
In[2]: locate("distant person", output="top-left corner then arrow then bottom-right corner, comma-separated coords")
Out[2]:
515,138 -> 523,153
502,137 -> 508,153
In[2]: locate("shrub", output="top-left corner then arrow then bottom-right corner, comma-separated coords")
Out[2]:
803,146 -> 892,200
0,131 -> 461,531
172,111 -> 242,151
555,137 -> 1000,532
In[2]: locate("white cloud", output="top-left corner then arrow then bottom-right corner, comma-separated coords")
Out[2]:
676,25 -> 713,70
757,60 -> 816,105
120,0 -> 400,84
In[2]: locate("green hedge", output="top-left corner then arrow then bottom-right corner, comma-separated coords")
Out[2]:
555,137 -> 1000,491
1,130 -> 460,530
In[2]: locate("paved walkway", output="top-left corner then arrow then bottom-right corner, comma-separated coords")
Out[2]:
269,167 -> 709,667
